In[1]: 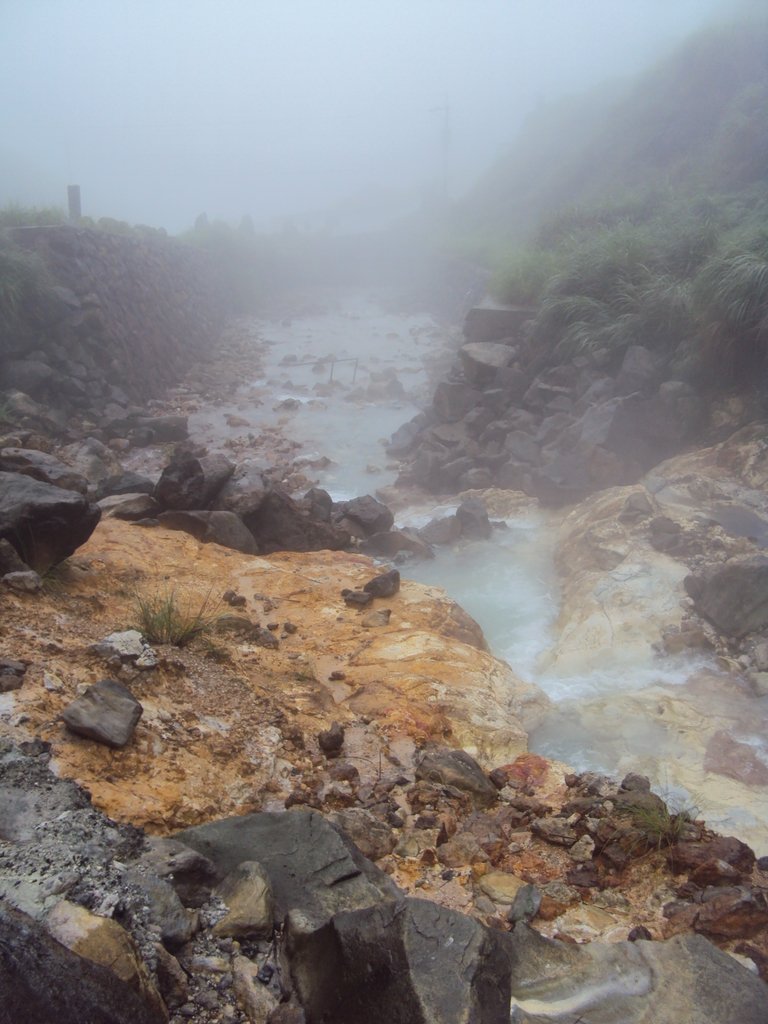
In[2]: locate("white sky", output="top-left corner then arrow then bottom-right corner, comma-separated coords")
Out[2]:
0,0 -> 729,231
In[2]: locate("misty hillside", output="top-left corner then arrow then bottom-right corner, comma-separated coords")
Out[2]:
454,17 -> 768,248
450,15 -> 768,392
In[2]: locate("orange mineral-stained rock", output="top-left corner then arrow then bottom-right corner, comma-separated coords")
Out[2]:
1,519 -> 548,831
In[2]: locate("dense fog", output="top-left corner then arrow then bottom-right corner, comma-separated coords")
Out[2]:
0,0 -> 736,232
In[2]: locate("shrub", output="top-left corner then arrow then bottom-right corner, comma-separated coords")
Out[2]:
628,798 -> 699,851
693,233 -> 768,383
133,589 -> 221,647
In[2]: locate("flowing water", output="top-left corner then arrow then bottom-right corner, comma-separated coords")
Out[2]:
176,290 -> 768,852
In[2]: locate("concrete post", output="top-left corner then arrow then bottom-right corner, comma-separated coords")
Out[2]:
67,185 -> 81,222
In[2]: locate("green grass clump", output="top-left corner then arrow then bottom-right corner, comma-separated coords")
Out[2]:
133,589 -> 221,647
0,236 -> 52,349
0,203 -> 67,229
628,798 -> 699,851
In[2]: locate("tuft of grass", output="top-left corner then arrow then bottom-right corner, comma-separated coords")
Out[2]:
628,798 -> 699,851
133,588 -> 221,647
0,203 -> 67,229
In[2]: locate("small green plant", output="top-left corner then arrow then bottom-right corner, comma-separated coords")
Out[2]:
628,798 -> 699,851
133,588 -> 221,647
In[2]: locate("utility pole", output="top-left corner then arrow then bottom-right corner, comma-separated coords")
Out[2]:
67,185 -> 81,222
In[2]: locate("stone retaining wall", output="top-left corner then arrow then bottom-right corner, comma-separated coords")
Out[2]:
2,225 -> 224,422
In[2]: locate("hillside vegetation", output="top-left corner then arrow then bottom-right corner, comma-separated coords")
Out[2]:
451,15 -> 768,389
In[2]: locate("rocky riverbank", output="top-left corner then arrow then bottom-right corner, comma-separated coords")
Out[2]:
2,282 -> 768,1020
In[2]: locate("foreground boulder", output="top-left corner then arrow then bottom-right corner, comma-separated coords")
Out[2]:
685,556 -> 768,637
287,897 -> 511,1024
153,454 -> 235,511
244,487 -> 350,553
0,902 -> 168,1024
506,923 -> 768,1024
0,471 -> 101,572
61,679 -> 143,748
0,448 -> 88,494
175,810 -> 399,929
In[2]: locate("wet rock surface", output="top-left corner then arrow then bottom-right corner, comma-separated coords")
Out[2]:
3,285 -> 768,1021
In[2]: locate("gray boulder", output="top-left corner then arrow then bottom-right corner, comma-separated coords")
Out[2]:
98,493 -> 160,521
95,472 -> 156,500
0,471 -> 101,572
359,527 -> 433,560
287,897 -> 511,1024
432,381 -> 482,423
153,454 -> 235,510
685,556 -> 768,638
0,449 -> 88,494
506,924 -> 768,1023
0,902 -> 168,1024
214,459 -> 269,516
61,679 -> 143,748
415,746 -> 498,809
334,494 -> 394,536
175,810 -> 399,931
456,498 -> 492,540
157,509 -> 257,554
363,569 -> 401,598
244,487 -> 350,554
459,342 -> 516,388
464,305 -> 536,343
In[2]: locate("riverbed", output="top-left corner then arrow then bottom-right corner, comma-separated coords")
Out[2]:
148,289 -> 768,852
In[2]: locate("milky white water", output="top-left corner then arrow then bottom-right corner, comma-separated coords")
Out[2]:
184,291 -> 768,851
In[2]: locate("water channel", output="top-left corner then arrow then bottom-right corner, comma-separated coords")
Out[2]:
184,290 -> 768,853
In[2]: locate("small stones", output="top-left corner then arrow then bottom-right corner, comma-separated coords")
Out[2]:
318,721 -> 345,758
61,678 -> 143,748
223,590 -> 247,608
0,659 -> 27,693
91,630 -> 158,670
568,834 -> 596,863
341,589 -> 373,609
362,569 -> 400,599
3,570 -> 43,593
361,608 -> 391,628
507,883 -> 542,924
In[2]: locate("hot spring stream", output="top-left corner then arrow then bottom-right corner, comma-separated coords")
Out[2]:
182,291 -> 768,854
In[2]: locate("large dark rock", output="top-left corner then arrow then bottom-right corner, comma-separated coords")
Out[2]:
359,528 -> 433,560
415,746 -> 498,809
153,454 -> 234,511
334,494 -> 394,536
95,472 -> 156,500
505,923 -> 768,1023
684,556 -> 768,638
432,381 -> 482,424
0,358 -> 57,399
386,412 -> 432,457
175,810 -> 399,930
0,448 -> 88,494
456,498 -> 492,540
98,493 -> 161,521
0,471 -> 101,572
287,897 -> 511,1024
363,569 -> 401,598
459,342 -> 515,388
61,679 -> 143,748
464,305 -> 536,343
156,510 -> 257,554
131,415 -> 188,443
0,903 -> 168,1024
244,487 -> 350,554
214,460 -> 269,516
